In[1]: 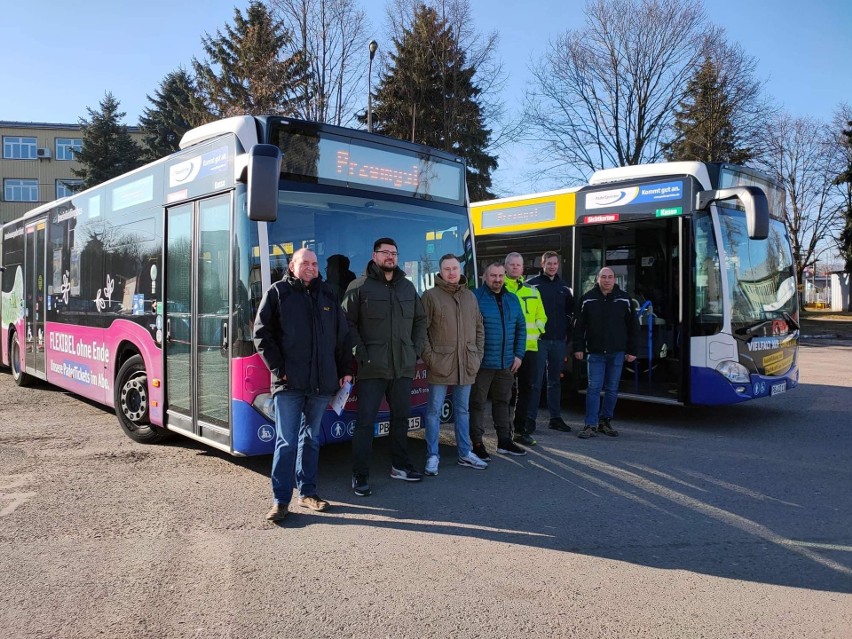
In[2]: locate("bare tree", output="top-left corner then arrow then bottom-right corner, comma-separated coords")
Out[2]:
269,0 -> 369,126
762,113 -> 846,282
524,0 -> 708,184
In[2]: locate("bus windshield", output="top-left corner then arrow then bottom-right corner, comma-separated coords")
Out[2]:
257,190 -> 470,301
718,209 -> 797,325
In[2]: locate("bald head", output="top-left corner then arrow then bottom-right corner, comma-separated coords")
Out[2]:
597,267 -> 616,294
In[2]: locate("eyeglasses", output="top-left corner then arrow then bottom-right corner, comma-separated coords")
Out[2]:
375,250 -> 398,257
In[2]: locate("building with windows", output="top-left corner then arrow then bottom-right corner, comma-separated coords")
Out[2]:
1,121 -> 143,224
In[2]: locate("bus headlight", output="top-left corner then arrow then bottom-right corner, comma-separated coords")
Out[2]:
251,393 -> 276,421
715,360 -> 750,384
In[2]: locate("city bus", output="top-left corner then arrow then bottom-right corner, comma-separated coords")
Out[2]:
0,115 -> 472,455
471,162 -> 799,406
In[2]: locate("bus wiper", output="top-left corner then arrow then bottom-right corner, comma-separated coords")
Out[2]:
783,311 -> 800,331
735,319 -> 773,336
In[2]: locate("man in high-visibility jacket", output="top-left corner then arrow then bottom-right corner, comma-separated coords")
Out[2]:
504,252 -> 547,446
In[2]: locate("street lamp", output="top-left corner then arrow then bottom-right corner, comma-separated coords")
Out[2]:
367,40 -> 378,133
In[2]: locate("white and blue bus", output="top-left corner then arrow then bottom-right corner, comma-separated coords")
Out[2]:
1,115 -> 473,454
472,162 -> 799,406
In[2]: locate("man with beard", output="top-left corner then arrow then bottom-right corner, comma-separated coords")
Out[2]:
342,238 -> 427,496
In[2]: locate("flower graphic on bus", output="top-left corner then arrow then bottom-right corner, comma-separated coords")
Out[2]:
59,271 -> 71,305
93,274 -> 115,312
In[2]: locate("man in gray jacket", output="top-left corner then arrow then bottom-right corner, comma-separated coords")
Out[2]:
421,254 -> 487,476
342,238 -> 427,496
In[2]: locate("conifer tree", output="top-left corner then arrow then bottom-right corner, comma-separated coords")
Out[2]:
71,92 -> 144,190
369,4 -> 497,200
192,1 -> 309,117
139,69 -> 209,162
665,56 -> 751,163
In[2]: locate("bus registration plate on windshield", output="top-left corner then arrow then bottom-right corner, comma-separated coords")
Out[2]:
771,382 -> 786,396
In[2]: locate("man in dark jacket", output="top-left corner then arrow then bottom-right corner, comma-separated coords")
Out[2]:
342,238 -> 427,496
470,262 -> 528,460
254,248 -> 353,521
527,250 -> 574,432
572,267 -> 639,439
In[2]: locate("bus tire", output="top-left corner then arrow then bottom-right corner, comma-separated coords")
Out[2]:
114,354 -> 171,444
10,330 -> 32,387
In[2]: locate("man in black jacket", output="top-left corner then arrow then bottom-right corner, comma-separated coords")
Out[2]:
342,238 -> 427,496
572,267 -> 639,439
527,250 -> 574,432
254,248 -> 353,521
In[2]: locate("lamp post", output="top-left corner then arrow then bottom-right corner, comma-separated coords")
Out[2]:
367,40 -> 378,132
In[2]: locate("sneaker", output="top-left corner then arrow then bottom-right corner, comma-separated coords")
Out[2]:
548,417 -> 572,432
298,494 -> 329,512
597,419 -> 619,437
424,455 -> 439,476
472,442 -> 491,462
352,473 -> 372,497
513,433 -> 537,446
578,425 -> 598,439
458,452 -> 488,470
390,466 -> 424,482
265,503 -> 288,521
497,439 -> 527,456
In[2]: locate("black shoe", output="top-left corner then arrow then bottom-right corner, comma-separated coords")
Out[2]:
525,417 -> 537,435
513,433 -> 537,446
497,439 -> 527,456
597,419 -> 619,437
472,442 -> 492,462
352,473 -> 372,496
548,417 -> 572,432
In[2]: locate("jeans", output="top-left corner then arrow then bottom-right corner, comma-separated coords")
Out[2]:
585,352 -> 625,426
271,391 -> 331,504
470,368 -> 515,443
512,350 -> 542,429
537,339 -> 567,419
352,377 -> 413,476
425,383 -> 473,460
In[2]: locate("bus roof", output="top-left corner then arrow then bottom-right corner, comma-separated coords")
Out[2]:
179,115 -> 259,151
589,162 -> 712,190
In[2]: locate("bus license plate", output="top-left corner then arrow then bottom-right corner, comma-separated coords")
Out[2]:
771,382 -> 786,396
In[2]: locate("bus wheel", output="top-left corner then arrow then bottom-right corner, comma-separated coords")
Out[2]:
10,331 -> 32,387
114,355 -> 170,444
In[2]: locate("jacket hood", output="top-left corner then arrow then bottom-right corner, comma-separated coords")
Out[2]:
283,269 -> 323,291
435,273 -> 468,293
365,260 -> 406,283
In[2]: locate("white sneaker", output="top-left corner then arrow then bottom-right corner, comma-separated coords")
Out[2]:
424,455 -> 439,476
457,452 -> 488,470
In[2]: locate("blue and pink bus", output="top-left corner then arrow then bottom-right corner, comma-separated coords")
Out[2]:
0,115 -> 473,455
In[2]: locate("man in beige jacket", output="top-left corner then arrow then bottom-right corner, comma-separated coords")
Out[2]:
421,254 -> 487,475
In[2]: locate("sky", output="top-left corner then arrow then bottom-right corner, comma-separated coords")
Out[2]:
3,0 -> 850,195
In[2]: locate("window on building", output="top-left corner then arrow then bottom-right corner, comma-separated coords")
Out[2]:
3,136 -> 38,159
56,179 -> 84,199
4,178 -> 39,202
56,138 -> 82,161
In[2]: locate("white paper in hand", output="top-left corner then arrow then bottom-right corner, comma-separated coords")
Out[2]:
331,381 -> 352,415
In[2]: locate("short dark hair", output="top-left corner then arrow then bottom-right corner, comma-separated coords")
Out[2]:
483,261 -> 505,275
438,253 -> 460,269
373,237 -> 397,252
541,250 -> 559,263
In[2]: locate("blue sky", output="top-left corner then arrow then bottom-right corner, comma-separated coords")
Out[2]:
3,0 -> 850,194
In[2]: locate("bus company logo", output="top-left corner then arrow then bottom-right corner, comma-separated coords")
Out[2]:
257,425 -> 275,442
584,214 -> 619,224
4,227 -> 24,240
330,421 -> 346,439
589,190 -> 628,207
747,337 -> 780,352
407,416 -> 421,431
55,207 -> 81,223
169,157 -> 202,187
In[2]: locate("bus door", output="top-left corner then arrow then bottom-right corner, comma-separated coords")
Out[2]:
574,217 -> 687,404
164,195 -> 233,449
24,218 -> 47,378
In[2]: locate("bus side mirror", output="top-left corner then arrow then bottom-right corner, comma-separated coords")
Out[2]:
696,186 -> 769,240
247,144 -> 282,222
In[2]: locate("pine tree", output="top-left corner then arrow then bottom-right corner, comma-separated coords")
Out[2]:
192,1 -> 309,117
139,69 -> 209,162
369,4 -> 497,201
665,56 -> 751,164
71,92 -> 144,190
